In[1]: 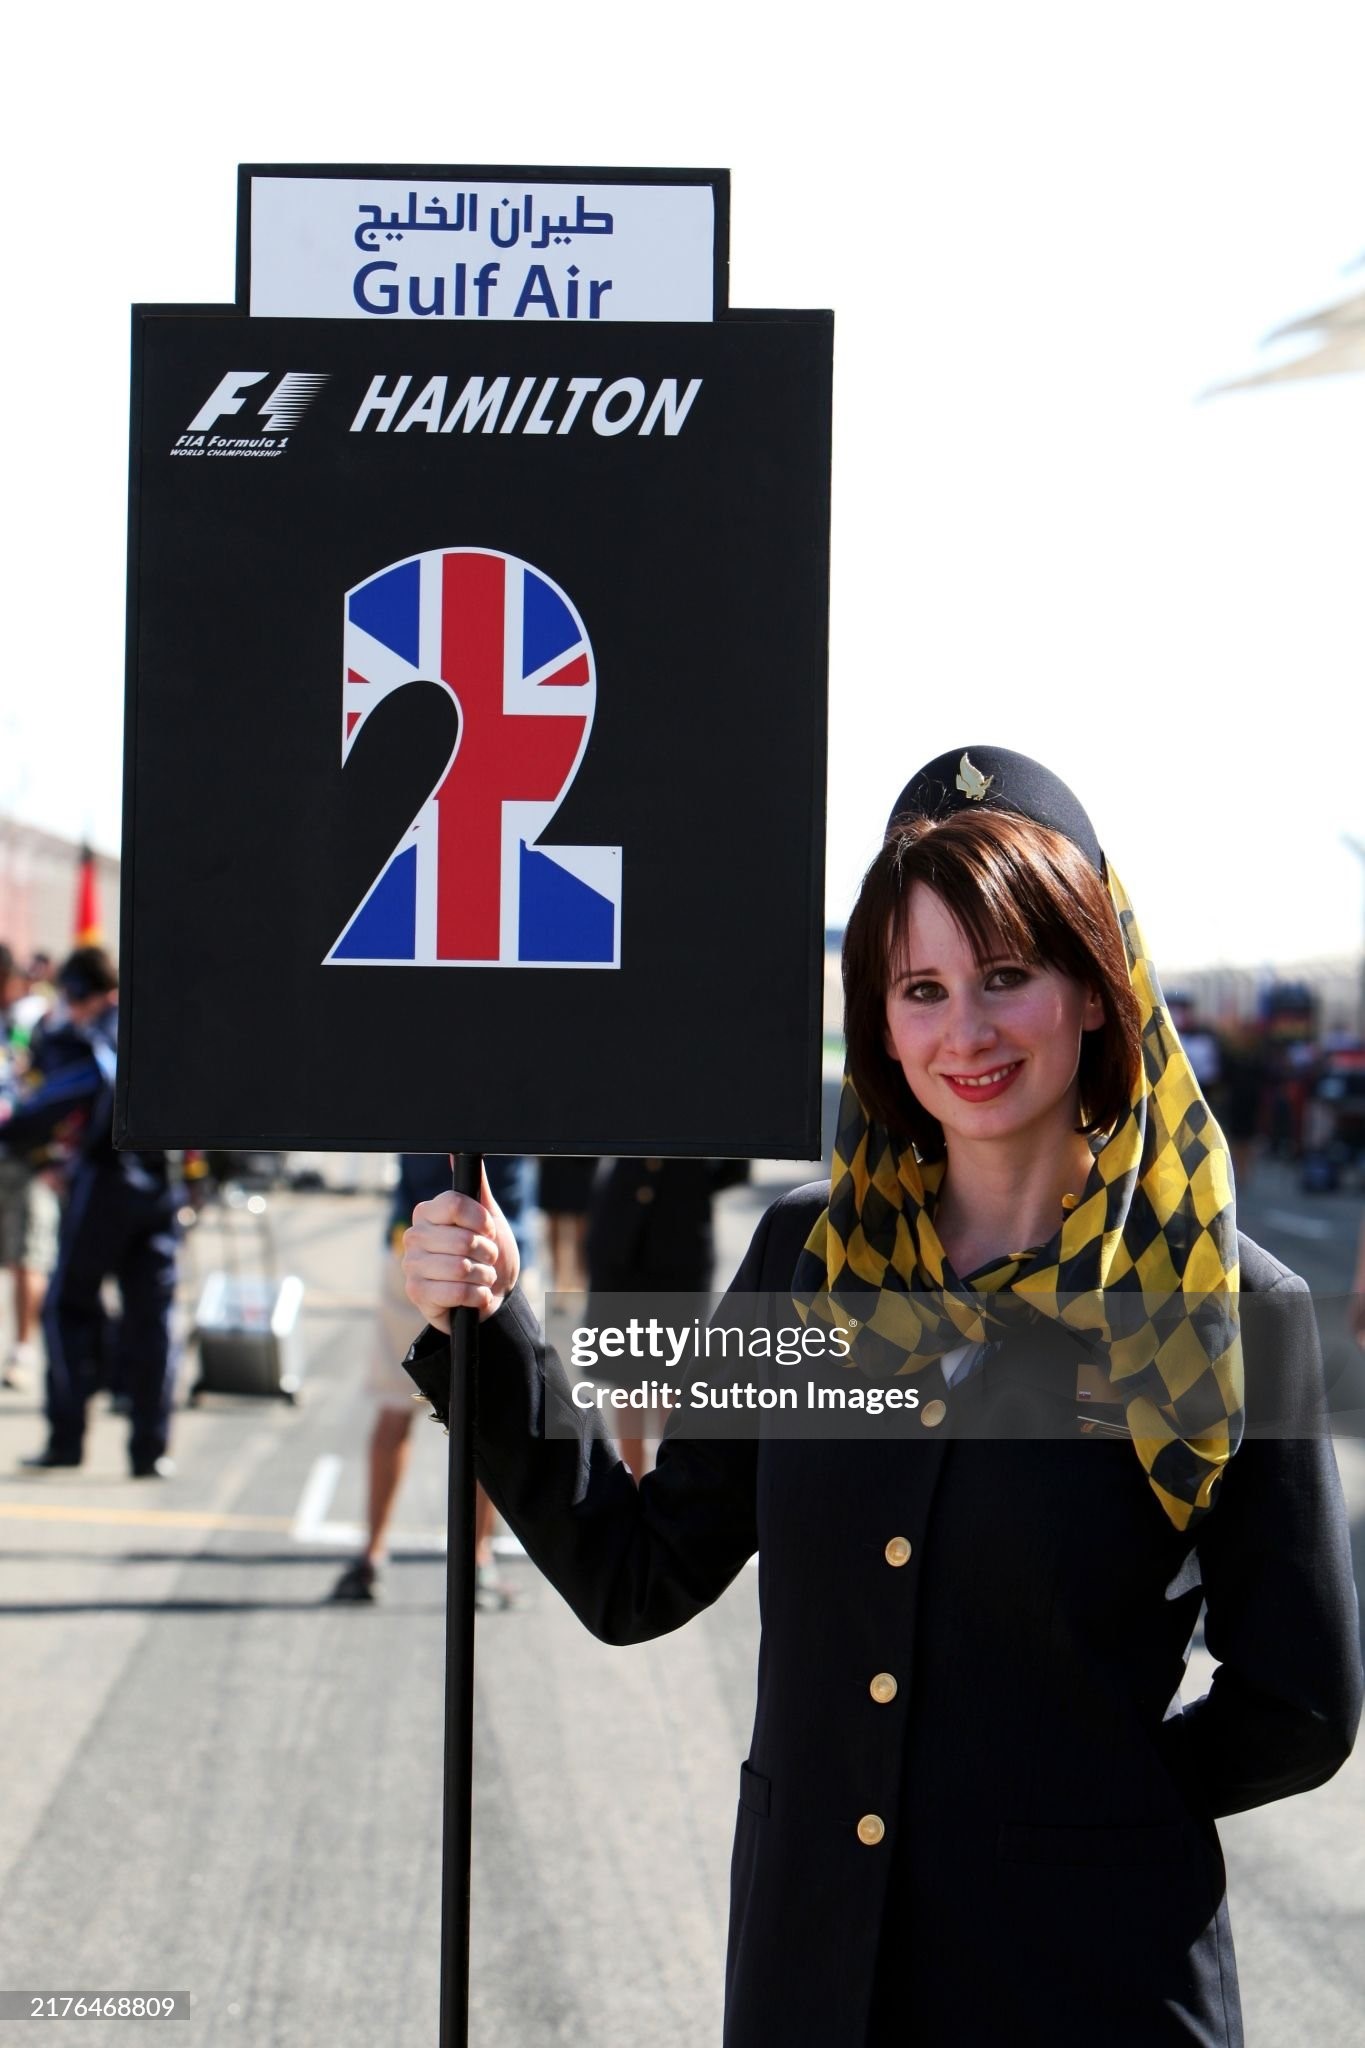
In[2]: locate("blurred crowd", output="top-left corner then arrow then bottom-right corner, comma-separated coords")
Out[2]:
1166,988 -> 1365,1195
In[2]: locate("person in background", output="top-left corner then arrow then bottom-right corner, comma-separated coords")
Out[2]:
6,953 -> 53,1052
1350,1213 -> 1365,1351
1166,993 -> 1223,1104
586,1157 -> 750,1480
4,947 -> 180,1477
535,1156 -> 598,1292
1219,1023 -> 1267,1191
24,954 -> 56,1015
329,1153 -> 534,1607
0,945 -> 60,1391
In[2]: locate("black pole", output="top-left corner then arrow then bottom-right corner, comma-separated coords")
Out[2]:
439,1149 -> 482,2048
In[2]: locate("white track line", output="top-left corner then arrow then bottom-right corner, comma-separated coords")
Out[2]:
289,1461 -> 577,1560
291,1455 -> 343,1542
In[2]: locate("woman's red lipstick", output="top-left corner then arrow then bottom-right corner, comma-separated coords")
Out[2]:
939,1060 -> 1023,1102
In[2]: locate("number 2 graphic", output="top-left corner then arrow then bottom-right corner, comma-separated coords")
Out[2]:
326,548 -> 622,967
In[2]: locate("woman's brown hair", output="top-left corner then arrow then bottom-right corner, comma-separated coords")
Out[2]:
842,808 -> 1142,1154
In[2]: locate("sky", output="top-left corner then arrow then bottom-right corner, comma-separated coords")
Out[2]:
4,1 -> 1364,973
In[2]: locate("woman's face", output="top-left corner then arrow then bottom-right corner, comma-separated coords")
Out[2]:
884,884 -> 1105,1158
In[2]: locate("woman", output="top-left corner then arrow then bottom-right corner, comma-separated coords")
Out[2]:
401,747 -> 1362,2047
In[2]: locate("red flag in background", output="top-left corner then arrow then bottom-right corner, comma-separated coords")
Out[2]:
74,844 -> 102,945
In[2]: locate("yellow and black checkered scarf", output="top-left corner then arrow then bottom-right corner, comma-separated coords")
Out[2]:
792,869 -> 1242,1531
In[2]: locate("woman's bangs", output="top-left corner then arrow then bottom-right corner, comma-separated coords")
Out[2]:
886,844 -> 1043,979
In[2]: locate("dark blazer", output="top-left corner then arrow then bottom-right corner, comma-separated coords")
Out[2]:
407,1184 -> 1362,2048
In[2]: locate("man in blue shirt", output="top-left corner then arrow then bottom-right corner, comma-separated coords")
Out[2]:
2,948 -> 179,1477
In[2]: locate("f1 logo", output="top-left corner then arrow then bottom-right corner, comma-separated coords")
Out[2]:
187,370 -> 329,434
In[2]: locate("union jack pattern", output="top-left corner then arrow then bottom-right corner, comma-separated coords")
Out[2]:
326,548 -> 621,967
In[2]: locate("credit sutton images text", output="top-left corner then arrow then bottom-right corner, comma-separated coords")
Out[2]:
563,1317 -> 922,1416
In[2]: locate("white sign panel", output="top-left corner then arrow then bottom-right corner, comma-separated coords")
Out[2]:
248,177 -> 716,322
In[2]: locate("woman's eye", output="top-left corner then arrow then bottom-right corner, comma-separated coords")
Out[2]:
903,981 -> 943,1003
987,967 -> 1029,990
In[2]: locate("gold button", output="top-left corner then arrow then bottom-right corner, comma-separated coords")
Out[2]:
856,1814 -> 886,1846
869,1672 -> 898,1704
635,1185 -> 655,1204
884,1536 -> 912,1567
921,1399 -> 947,1429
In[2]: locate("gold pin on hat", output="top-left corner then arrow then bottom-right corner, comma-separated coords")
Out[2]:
956,752 -> 992,801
